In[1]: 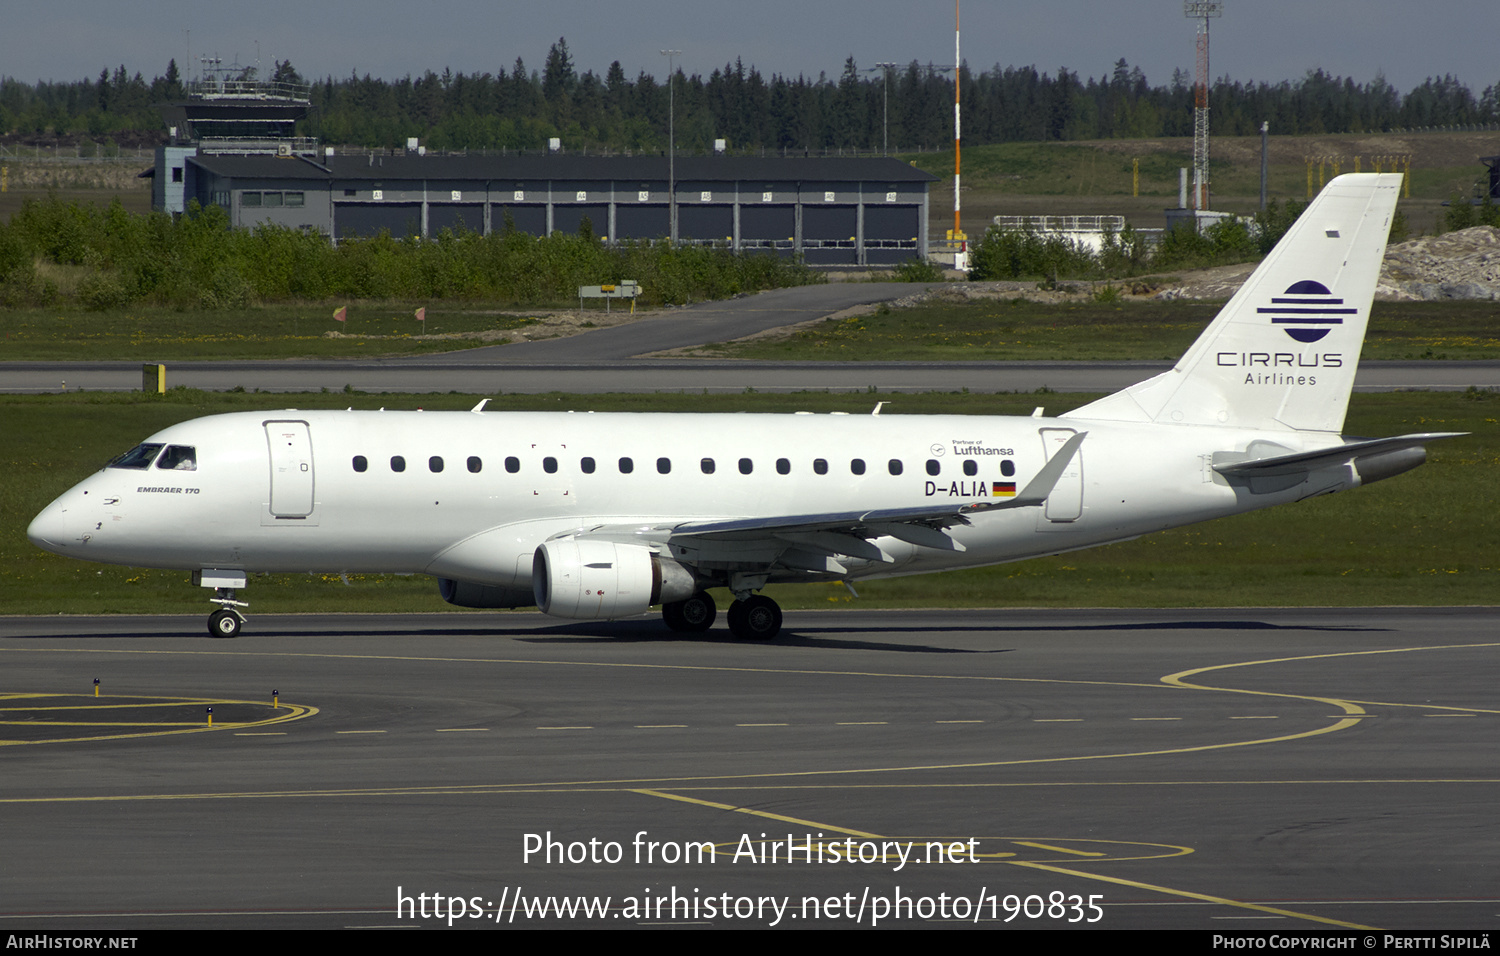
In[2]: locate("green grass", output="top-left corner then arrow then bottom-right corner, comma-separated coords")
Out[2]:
702,298 -> 1500,362
0,303 -> 554,361
901,138 -> 1488,203
4,388 -> 1495,616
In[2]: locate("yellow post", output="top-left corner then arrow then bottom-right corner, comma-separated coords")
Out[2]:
1403,156 -> 1412,197
1306,159 -> 1314,199
94,678 -> 100,697
206,706 -> 213,727
1,166 -> 8,192
142,363 -> 166,394
1332,158 -> 1342,177
1354,156 -> 1361,173
273,690 -> 279,709
1132,158 -> 1139,197
1318,159 -> 1326,189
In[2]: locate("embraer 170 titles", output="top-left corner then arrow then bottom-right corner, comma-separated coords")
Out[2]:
28,174 -> 1460,640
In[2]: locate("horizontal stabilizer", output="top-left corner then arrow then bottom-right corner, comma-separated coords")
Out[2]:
1212,432 -> 1466,478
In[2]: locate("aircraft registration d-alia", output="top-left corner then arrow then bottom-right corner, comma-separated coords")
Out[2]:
28,174 -> 1463,640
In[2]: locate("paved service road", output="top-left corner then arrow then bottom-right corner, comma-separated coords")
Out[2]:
1,607 -> 1495,930
428,282 -> 931,363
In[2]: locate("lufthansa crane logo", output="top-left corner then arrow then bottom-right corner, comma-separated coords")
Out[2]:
1257,280 -> 1356,343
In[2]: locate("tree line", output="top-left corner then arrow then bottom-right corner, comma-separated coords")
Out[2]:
3,39 -> 1497,152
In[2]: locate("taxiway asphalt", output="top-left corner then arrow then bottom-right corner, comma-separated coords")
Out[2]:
2,607 -> 1495,930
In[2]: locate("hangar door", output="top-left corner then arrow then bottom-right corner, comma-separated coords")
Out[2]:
739,205 -> 795,253
491,203 -> 548,237
615,204 -> 669,240
553,204 -> 610,238
862,204 -> 923,265
678,205 -> 733,242
334,203 -> 422,240
429,204 -> 484,235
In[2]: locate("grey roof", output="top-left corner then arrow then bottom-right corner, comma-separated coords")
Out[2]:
188,152 -> 938,184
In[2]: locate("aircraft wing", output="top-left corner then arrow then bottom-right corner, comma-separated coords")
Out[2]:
661,431 -> 1088,561
1212,432 -> 1466,478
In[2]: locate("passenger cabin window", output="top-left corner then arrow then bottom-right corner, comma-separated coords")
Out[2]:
391,456 -> 406,472
429,456 -> 444,473
813,458 -> 828,475
963,460 -> 977,476
543,457 -> 558,474
776,458 -> 790,475
505,456 -> 520,473
1001,460 -> 1016,477
927,459 -> 941,476
353,455 -> 368,473
850,459 -> 866,475
107,443 -> 164,470
888,459 -> 903,476
738,458 -> 753,475
580,457 -> 596,474
700,458 -> 715,474
156,445 -> 197,471
657,457 -> 671,474
619,457 -> 634,474
467,456 -> 482,473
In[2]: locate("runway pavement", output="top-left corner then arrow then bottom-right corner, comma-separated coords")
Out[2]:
4,359 -> 1498,396
2,607 -> 1495,930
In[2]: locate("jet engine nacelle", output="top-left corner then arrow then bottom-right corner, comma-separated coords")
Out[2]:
532,539 -> 697,620
437,578 -> 536,609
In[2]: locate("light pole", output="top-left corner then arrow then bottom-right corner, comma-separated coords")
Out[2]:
866,62 -> 898,156
659,49 -> 680,244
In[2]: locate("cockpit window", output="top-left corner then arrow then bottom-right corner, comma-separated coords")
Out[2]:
156,445 -> 197,471
107,443 -> 164,470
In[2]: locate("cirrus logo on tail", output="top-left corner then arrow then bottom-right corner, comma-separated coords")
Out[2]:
1257,280 -> 1357,343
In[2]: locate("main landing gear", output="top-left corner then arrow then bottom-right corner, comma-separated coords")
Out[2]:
663,591 -> 782,640
662,590 -> 717,632
727,594 -> 782,641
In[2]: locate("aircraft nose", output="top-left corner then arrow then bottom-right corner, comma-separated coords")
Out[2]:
27,498 -> 73,553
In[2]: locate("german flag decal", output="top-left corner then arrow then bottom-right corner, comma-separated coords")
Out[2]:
993,481 -> 1017,497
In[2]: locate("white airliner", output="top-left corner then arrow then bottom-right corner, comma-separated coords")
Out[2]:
29,174 -> 1460,640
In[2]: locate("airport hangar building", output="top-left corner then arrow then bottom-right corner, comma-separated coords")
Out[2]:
167,152 -> 938,265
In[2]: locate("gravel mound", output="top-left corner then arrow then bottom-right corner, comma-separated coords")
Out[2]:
1378,226 -> 1500,301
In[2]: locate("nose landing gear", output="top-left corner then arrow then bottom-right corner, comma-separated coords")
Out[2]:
194,570 -> 249,639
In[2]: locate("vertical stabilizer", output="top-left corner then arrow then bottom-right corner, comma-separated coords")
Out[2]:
1065,173 -> 1401,433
